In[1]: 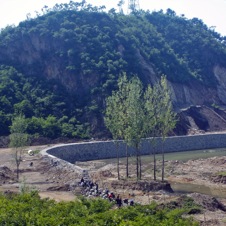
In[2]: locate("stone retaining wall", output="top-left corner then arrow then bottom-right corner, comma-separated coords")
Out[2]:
42,133 -> 226,164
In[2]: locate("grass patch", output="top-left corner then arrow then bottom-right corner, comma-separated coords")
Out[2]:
33,149 -> 40,154
216,171 -> 226,176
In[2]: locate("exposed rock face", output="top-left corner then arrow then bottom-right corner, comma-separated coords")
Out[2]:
0,33 -> 98,98
166,65 -> 226,109
176,105 -> 226,135
214,65 -> 226,104
139,60 -> 226,135
169,81 -> 220,109
137,51 -> 224,109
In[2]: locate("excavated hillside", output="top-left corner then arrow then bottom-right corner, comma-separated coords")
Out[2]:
1,4 -> 226,138
176,106 -> 226,135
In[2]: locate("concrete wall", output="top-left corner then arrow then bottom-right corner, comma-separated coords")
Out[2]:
42,133 -> 226,164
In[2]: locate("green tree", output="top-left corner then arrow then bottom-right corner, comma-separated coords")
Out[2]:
42,115 -> 61,139
125,76 -> 145,180
144,84 -> 159,181
9,114 -> 29,181
105,74 -> 144,180
105,91 -> 122,179
115,74 -> 130,178
157,76 -> 177,181
144,76 -> 176,181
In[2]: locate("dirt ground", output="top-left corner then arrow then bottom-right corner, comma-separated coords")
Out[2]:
1,145 -> 226,225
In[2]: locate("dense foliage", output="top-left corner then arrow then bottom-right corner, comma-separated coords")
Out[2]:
0,1 -> 226,139
0,65 -> 89,138
145,9 -> 226,86
0,192 -> 198,225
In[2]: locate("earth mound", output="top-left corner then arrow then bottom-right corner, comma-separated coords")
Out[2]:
189,193 -> 226,212
0,166 -> 15,184
110,180 -> 173,193
177,105 -> 226,135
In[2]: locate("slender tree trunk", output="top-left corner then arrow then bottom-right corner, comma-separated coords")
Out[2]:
139,153 -> 142,180
126,144 -> 129,178
116,142 -> 120,180
153,147 -> 156,181
15,149 -> 20,181
161,141 -> 165,182
136,145 -> 139,180
16,162 -> 19,181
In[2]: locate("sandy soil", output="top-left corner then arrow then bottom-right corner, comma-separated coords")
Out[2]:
1,145 -> 226,225
0,145 -> 79,201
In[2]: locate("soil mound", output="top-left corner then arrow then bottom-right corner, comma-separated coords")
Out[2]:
177,105 -> 226,135
0,166 -> 15,184
47,184 -> 71,191
110,180 -> 173,193
189,193 -> 226,212
211,175 -> 226,184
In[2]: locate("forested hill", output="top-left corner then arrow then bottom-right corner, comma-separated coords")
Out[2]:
1,2 -> 226,140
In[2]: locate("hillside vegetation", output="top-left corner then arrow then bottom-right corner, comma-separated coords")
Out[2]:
0,1 -> 226,139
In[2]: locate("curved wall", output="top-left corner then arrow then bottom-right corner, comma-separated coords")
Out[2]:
42,133 -> 226,164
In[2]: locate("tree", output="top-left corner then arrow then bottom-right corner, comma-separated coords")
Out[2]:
116,74 -> 130,178
144,84 -> 159,181
105,74 -> 135,180
105,74 -> 144,180
9,115 -> 29,181
144,76 -> 176,181
117,0 -> 125,14
156,77 -> 177,181
105,91 -> 121,179
105,74 -> 176,182
125,76 -> 145,180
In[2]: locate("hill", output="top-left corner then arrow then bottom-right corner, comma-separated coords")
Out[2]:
1,2 -> 226,140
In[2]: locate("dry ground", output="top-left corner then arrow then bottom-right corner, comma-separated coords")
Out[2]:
1,145 -> 226,225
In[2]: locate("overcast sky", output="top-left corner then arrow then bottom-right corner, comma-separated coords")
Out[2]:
1,0 -> 226,36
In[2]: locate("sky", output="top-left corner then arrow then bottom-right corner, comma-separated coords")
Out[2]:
0,0 -> 226,36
